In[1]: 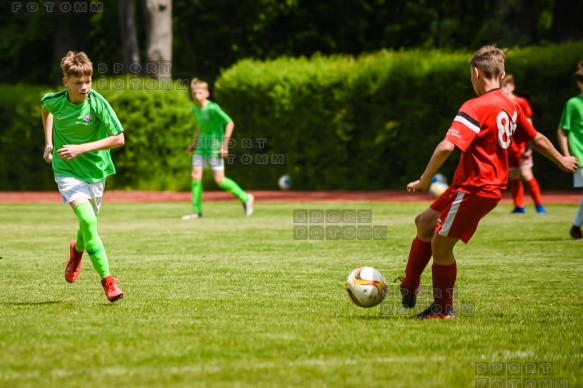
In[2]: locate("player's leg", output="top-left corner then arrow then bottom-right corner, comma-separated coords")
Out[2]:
211,156 -> 254,216
183,154 -> 204,219
70,181 -> 123,302
56,176 -> 87,283
509,169 -> 525,213
416,192 -> 499,319
570,169 -> 583,239
400,206 -> 438,308
521,165 -> 546,213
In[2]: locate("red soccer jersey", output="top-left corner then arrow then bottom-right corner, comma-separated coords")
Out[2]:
514,95 -> 533,118
444,89 -> 538,198
509,94 -> 534,152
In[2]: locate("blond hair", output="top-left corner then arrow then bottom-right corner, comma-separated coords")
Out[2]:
469,46 -> 506,80
60,51 -> 93,78
190,78 -> 209,91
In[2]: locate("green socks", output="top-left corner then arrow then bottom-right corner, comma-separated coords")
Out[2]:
73,202 -> 110,279
219,177 -> 248,202
191,180 -> 203,214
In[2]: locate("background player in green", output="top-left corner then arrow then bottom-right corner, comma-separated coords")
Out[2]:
182,78 -> 254,219
558,62 -> 583,240
41,51 -> 125,302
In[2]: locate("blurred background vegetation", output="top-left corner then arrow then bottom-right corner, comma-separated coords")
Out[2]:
1,0 -> 582,191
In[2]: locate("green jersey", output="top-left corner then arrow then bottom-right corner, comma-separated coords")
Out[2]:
41,89 -> 124,183
192,100 -> 232,155
559,95 -> 583,163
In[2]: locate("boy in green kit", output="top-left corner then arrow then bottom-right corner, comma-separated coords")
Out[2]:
558,64 -> 583,239
182,78 -> 254,219
41,51 -> 125,302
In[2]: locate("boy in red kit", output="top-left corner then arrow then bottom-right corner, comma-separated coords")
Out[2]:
400,46 -> 578,319
501,74 -> 546,214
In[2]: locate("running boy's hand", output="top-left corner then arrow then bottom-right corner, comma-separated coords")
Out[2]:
219,144 -> 229,158
57,144 -> 85,160
407,179 -> 430,192
43,145 -> 53,163
560,155 -> 579,173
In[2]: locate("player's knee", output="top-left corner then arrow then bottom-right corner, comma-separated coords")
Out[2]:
78,211 -> 98,232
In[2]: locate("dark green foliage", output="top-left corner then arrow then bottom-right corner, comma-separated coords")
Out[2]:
0,84 -> 55,190
215,42 -> 583,190
2,42 -> 582,191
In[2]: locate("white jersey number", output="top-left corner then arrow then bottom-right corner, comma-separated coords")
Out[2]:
497,110 -> 518,149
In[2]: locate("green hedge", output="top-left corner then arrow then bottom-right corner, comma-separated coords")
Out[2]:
1,42 -> 582,191
215,41 -> 583,191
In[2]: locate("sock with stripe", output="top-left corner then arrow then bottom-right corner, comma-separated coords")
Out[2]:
191,180 -> 203,214
218,177 -> 248,202
74,202 -> 110,279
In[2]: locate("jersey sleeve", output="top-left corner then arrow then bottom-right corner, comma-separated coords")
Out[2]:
444,102 -> 480,152
92,91 -> 124,136
41,92 -> 59,113
212,104 -> 232,125
558,100 -> 574,131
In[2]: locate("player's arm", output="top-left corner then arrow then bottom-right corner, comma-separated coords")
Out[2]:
186,127 -> 200,154
529,132 -> 578,173
56,133 -> 125,161
41,106 -> 54,163
220,120 -> 234,158
407,139 -> 455,192
557,128 -> 570,157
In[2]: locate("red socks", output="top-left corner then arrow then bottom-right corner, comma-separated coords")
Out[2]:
510,179 -> 524,208
526,178 -> 543,206
401,237 -> 432,292
432,262 -> 457,312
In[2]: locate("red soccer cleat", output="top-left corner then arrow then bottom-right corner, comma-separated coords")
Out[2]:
101,275 -> 124,302
416,304 -> 456,320
65,240 -> 83,283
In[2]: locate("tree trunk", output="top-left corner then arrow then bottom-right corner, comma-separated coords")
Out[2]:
550,0 -> 583,43
119,0 -> 141,74
143,0 -> 172,79
51,2 -> 92,85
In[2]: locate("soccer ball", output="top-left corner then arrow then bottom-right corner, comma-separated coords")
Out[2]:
429,181 -> 448,198
345,266 -> 388,308
429,173 -> 448,198
278,175 -> 291,190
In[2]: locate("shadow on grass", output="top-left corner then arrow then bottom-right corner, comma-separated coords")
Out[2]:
4,301 -> 65,306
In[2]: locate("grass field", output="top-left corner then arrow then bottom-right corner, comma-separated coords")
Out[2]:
1,200 -> 582,387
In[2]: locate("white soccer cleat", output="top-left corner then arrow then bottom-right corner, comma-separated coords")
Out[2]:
243,193 -> 254,217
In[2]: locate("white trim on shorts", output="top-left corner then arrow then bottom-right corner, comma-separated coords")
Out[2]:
192,154 -> 225,171
438,191 -> 464,237
55,176 -> 105,214
574,168 -> 583,188
508,156 -> 533,171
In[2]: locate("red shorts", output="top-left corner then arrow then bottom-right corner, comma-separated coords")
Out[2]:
430,187 -> 500,243
508,142 -> 533,170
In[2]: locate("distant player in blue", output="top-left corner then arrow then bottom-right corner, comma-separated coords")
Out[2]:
41,51 -> 124,302
182,78 -> 254,219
